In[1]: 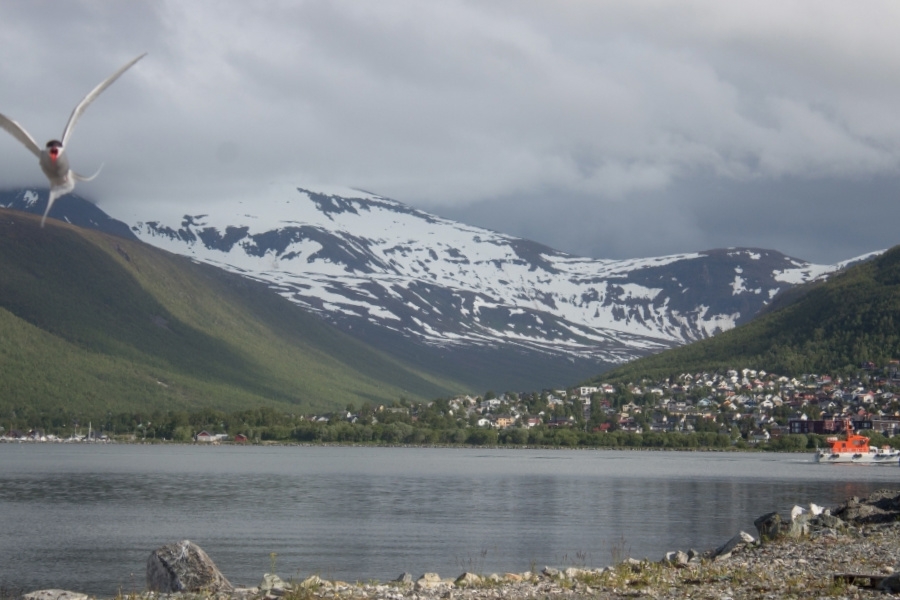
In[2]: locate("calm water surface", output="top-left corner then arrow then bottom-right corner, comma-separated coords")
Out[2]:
1,444 -> 898,595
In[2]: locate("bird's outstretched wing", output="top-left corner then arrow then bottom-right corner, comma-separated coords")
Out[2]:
61,52 -> 147,147
0,112 -> 41,158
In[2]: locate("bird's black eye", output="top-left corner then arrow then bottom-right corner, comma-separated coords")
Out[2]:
46,140 -> 62,148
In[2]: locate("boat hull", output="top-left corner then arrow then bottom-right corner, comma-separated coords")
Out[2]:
814,450 -> 900,464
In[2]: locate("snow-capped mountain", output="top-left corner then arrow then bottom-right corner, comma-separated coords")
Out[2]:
0,188 -> 137,240
123,186 -> 853,364
1,184 -> 876,389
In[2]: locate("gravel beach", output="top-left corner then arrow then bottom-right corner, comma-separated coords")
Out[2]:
241,521 -> 900,600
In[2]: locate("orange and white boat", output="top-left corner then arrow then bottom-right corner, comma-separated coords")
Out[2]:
814,420 -> 899,464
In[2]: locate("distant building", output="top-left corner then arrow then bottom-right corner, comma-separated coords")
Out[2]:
789,419 -> 872,435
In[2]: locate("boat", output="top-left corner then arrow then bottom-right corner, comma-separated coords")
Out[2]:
813,420 -> 899,464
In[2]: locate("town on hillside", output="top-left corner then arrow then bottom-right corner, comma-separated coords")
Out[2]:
287,362 -> 900,448
5,362 -> 900,447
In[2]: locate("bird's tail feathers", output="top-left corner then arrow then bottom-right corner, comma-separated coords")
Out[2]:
73,164 -> 103,182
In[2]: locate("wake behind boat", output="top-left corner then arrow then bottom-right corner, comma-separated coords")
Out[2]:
813,419 -> 899,465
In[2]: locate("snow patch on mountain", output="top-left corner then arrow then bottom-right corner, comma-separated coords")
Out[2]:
123,184 -> 859,365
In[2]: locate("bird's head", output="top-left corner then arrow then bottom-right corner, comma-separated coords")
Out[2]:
46,140 -> 62,162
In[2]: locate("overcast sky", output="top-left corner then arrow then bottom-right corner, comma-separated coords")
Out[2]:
2,1 -> 900,264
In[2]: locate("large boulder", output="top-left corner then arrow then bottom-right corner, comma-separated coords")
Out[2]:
753,512 -> 784,541
833,489 -> 900,524
754,504 -> 844,541
787,513 -> 811,538
146,540 -> 233,593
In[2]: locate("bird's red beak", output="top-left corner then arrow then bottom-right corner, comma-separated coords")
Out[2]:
49,147 -> 59,161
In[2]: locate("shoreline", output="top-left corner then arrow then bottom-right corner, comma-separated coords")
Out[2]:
16,489 -> 900,600
0,437 -> 810,454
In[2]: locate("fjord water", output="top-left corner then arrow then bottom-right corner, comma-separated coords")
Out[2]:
1,445 -> 897,596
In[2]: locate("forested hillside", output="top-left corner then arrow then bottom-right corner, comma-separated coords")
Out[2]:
597,244 -> 900,383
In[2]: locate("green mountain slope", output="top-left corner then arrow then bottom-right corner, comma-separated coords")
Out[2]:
0,209 -> 465,421
597,245 -> 900,382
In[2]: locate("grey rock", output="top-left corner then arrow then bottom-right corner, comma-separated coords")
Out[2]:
454,572 -> 482,587
146,539 -> 233,593
259,573 -> 289,594
563,567 -> 588,579
394,572 -> 414,584
878,572 -> 900,593
713,531 -> 755,560
297,575 -> 323,588
542,566 -> 560,577
620,557 -> 644,573
811,513 -> 846,530
415,573 -> 445,589
833,489 -> 900,524
23,591 -> 88,600
787,513 -> 811,538
665,550 -> 689,566
754,511 -> 785,541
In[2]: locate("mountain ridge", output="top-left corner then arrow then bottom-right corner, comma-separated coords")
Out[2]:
2,184 -> 879,390
0,207 -> 464,420
125,186 -> 862,356
595,242 -> 900,383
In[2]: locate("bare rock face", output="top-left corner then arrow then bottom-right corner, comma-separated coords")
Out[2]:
146,540 -> 233,593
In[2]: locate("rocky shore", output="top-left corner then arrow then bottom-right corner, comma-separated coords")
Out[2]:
19,489 -> 900,600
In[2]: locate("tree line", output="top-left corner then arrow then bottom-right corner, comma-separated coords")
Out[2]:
5,403 -> 888,452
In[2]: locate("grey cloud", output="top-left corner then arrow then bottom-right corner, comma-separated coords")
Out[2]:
1,1 -> 899,264
441,174 -> 899,263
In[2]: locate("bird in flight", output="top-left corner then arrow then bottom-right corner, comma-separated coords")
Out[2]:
0,53 -> 146,227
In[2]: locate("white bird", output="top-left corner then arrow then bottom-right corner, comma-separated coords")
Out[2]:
0,53 -> 146,227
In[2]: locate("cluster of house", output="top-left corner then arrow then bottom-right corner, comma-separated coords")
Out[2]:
9,365 -> 898,446
420,365 -> 900,443
620,367 -> 897,440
